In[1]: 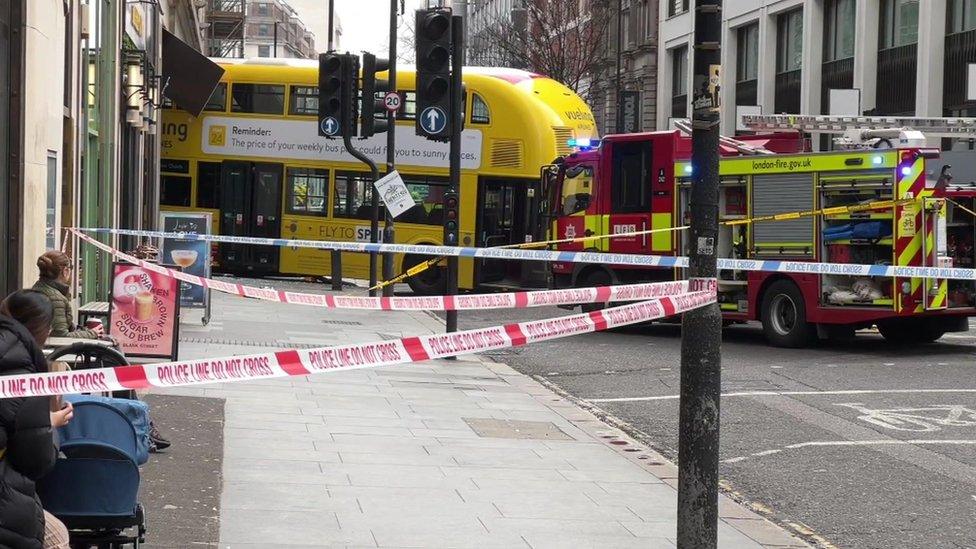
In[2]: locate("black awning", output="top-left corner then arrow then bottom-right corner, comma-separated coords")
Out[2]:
161,29 -> 224,117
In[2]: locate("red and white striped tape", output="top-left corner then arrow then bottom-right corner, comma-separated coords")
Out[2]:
0,291 -> 714,399
70,228 -> 688,310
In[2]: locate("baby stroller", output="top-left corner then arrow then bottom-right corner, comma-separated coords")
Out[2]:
37,395 -> 149,548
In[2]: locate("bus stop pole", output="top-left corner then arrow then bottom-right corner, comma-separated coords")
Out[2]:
382,0 -> 399,298
343,134 -> 381,296
678,1 -> 722,547
445,13 -> 463,334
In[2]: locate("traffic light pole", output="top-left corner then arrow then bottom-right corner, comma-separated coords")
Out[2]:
343,134 -> 381,296
678,1 -> 722,548
382,0 -> 399,298
445,14 -> 463,334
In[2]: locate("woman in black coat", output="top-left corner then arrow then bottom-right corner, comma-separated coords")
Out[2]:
0,290 -> 72,548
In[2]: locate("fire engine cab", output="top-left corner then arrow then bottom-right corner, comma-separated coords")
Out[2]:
544,114 -> 976,347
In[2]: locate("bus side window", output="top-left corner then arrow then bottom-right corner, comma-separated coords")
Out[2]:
204,83 -> 227,112
286,168 -> 329,216
289,85 -> 318,116
610,141 -> 652,213
197,162 -> 221,209
471,93 -> 490,124
231,83 -> 285,115
400,176 -> 448,225
333,172 -> 373,219
397,91 -> 416,120
161,175 -> 191,207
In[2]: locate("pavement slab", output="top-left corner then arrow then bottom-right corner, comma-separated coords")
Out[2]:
142,281 -> 809,548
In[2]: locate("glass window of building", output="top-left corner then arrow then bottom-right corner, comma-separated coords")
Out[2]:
231,83 -> 285,114
258,24 -> 271,37
824,0 -> 856,61
949,0 -> 976,33
776,9 -> 804,72
736,23 -> 759,81
258,45 -> 270,57
286,168 -> 329,216
204,82 -> 227,111
672,45 -> 688,118
668,0 -> 689,17
161,176 -> 192,207
289,85 -> 318,115
254,3 -> 269,16
880,0 -> 919,48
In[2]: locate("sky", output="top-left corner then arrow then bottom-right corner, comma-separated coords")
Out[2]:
287,0 -> 426,57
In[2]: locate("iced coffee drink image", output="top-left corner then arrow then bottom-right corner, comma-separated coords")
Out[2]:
171,249 -> 198,268
135,290 -> 155,322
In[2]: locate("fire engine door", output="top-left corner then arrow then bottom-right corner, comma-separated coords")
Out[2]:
923,197 -> 948,310
606,141 -> 653,254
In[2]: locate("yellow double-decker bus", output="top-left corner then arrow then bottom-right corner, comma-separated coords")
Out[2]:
160,58 -> 596,293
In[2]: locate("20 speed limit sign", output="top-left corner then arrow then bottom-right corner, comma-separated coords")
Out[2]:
384,92 -> 401,112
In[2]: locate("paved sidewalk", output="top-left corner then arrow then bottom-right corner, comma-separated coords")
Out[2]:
156,281 -> 809,548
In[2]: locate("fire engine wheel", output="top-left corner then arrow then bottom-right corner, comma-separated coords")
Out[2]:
761,280 -> 816,348
876,319 -> 946,345
579,269 -> 612,313
403,254 -> 446,296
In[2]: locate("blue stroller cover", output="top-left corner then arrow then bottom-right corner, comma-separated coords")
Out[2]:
63,394 -> 151,465
37,399 -> 144,520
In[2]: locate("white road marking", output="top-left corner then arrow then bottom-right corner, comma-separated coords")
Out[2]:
836,403 -> 976,432
722,439 -> 976,464
588,388 -> 976,403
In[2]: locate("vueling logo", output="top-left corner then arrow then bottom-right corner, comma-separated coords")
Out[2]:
209,125 -> 227,147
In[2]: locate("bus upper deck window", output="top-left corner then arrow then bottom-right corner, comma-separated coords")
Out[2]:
204,83 -> 227,112
231,83 -> 285,115
289,86 -> 319,116
471,93 -> 490,124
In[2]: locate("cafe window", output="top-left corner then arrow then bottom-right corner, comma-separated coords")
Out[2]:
197,162 -> 221,209
231,83 -> 285,114
471,93 -> 490,124
880,0 -> 919,48
290,85 -> 318,115
287,168 -> 329,216
333,173 -> 375,219
161,175 -> 191,207
204,82 -> 227,112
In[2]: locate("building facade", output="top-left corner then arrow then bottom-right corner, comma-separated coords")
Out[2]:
0,0 -> 205,300
657,0 -> 976,147
244,0 -> 315,59
467,0 -> 659,135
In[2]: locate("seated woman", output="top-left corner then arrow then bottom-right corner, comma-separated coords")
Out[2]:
32,251 -> 101,339
31,251 -> 171,452
0,290 -> 73,549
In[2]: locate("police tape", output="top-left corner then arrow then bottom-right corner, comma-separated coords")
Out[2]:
70,229 -> 688,310
0,291 -> 715,399
73,227 -> 976,281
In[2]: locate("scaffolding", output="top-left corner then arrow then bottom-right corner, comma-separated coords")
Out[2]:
207,0 -> 245,58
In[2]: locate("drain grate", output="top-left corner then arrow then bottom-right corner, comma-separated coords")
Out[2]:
463,418 -> 572,440
179,337 -> 322,349
322,319 -> 363,326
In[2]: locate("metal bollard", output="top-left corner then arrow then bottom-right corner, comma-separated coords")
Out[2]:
331,250 -> 343,292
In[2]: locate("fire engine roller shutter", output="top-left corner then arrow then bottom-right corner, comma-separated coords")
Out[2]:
751,173 -> 814,252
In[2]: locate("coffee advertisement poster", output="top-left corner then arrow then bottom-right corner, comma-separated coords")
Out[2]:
160,211 -> 212,308
109,263 -> 181,359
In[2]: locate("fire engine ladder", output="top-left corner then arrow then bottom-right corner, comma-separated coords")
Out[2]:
741,114 -> 976,139
672,119 -> 774,155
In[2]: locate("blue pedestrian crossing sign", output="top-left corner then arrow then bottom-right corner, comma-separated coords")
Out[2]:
419,106 -> 448,135
320,116 -> 339,137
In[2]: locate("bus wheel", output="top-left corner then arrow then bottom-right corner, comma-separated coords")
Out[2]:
761,280 -> 816,348
403,255 -> 446,296
579,269 -> 612,313
877,319 -> 946,344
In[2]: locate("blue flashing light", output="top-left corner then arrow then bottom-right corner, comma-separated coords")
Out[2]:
900,166 -> 912,176
872,155 -> 884,165
567,137 -> 599,149
684,165 -> 693,174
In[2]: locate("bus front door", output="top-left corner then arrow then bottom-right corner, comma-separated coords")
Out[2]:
217,161 -> 282,274
476,179 -> 545,288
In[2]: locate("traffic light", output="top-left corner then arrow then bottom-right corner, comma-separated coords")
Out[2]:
317,52 -> 343,138
340,54 -> 360,138
360,53 -> 390,138
442,189 -> 459,245
415,8 -> 452,141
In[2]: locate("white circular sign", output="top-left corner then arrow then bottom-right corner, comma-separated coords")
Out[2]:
383,92 -> 402,112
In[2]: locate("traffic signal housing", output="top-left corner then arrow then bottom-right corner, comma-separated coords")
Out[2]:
317,53 -> 343,138
415,8 -> 452,141
442,189 -> 459,245
340,54 -> 360,138
360,53 -> 390,138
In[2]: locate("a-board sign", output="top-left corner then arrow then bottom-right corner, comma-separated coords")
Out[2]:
109,263 -> 181,360
160,211 -> 212,309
